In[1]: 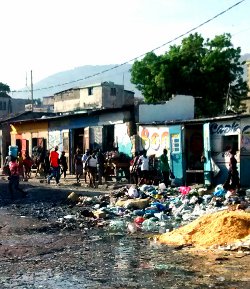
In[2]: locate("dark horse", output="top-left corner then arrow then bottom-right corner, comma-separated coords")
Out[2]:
32,146 -> 45,177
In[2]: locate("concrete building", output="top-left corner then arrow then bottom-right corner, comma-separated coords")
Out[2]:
53,82 -> 134,113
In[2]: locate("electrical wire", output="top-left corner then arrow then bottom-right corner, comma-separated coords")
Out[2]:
11,0 -> 246,94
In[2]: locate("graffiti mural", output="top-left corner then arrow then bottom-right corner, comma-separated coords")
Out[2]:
210,122 -> 240,135
139,126 -> 169,156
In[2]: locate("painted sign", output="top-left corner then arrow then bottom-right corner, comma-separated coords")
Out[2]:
139,126 -> 170,156
210,121 -> 240,135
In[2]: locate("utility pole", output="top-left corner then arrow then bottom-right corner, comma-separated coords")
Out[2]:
31,70 -> 34,112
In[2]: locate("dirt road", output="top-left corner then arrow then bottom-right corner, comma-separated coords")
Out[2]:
0,177 -> 250,288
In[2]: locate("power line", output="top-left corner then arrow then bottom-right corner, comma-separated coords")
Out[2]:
11,0 -> 246,94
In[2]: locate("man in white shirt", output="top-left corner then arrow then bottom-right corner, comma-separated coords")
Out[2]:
138,150 -> 149,185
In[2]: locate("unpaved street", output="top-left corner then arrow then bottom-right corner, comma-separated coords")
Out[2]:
0,178 -> 250,289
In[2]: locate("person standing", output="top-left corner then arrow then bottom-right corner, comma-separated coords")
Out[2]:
223,149 -> 240,190
96,149 -> 105,185
138,150 -> 149,186
59,151 -> 68,179
85,150 -> 97,188
43,150 -> 51,179
17,151 -> 24,181
47,146 -> 60,185
8,156 -> 26,199
130,151 -> 140,185
23,151 -> 33,179
74,148 -> 83,183
160,149 -> 170,187
82,149 -> 90,183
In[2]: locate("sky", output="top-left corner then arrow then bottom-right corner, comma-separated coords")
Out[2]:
0,0 -> 249,91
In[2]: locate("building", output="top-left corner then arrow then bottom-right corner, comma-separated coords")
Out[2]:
0,93 -> 12,117
53,81 -> 135,113
138,113 -> 250,188
8,106 -> 135,173
0,111 -> 55,167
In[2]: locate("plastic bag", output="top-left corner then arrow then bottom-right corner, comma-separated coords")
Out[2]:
127,185 -> 139,198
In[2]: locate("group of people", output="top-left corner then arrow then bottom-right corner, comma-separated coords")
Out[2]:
73,148 -> 105,188
5,144 -> 241,198
130,148 -> 241,192
130,148 -> 172,187
5,150 -> 34,181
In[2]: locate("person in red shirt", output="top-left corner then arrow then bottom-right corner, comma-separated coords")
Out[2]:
23,151 -> 33,179
47,146 -> 60,185
8,156 -> 27,199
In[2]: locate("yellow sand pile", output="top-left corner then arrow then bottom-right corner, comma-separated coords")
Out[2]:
157,210 -> 250,248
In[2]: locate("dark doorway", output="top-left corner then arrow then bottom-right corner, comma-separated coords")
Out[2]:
103,125 -> 114,152
184,124 -> 204,184
73,128 -> 84,154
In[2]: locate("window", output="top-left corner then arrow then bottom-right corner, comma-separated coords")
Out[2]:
171,134 -> 181,153
88,87 -> 93,95
0,102 -> 2,110
3,101 -> 6,110
110,87 -> 116,96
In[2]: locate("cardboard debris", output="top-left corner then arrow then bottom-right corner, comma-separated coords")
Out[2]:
67,192 -> 80,203
115,198 -> 150,209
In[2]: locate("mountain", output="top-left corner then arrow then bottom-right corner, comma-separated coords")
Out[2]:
12,53 -> 250,100
12,64 -> 143,99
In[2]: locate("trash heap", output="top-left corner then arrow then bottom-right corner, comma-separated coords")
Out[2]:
61,183 -> 250,249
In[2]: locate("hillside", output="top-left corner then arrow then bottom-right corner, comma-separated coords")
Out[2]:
11,53 -> 250,100
12,64 -> 142,99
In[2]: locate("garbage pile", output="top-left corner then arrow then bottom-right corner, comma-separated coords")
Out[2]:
60,183 -> 250,249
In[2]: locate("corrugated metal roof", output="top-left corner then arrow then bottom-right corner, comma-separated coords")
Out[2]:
137,113 -> 249,126
8,106 -> 135,124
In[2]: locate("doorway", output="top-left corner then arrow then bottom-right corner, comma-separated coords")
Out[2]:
184,124 -> 204,184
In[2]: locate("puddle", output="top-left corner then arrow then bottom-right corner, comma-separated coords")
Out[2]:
1,231 -> 248,289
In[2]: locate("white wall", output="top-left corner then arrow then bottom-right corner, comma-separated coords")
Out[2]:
139,95 -> 194,123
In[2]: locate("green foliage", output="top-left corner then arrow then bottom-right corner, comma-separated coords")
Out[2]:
130,33 -> 249,117
0,82 -> 10,97
34,98 -> 42,106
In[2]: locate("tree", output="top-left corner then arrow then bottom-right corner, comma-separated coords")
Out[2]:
130,33 -> 248,117
0,82 -> 10,97
34,98 -> 42,106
